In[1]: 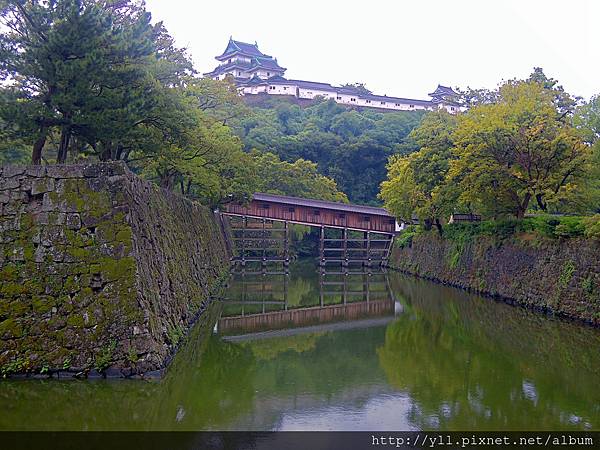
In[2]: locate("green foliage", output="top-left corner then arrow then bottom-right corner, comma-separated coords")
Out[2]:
449,81 -> 588,219
0,0 -> 194,164
582,276 -> 595,297
441,215 -> 591,243
167,324 -> 185,347
94,340 -> 116,372
395,226 -> 419,249
558,260 -> 576,289
232,97 -> 425,204
583,215 -> 600,239
249,151 -> 348,203
379,110 -> 458,227
127,347 -> 139,364
1,357 -> 28,377
381,70 -> 596,230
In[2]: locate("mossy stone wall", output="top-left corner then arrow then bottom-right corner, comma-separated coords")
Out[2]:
0,162 -> 230,377
390,233 -> 600,325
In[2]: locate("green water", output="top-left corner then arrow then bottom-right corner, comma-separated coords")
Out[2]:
1,260 -> 599,431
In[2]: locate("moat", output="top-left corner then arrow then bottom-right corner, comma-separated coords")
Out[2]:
1,260 -> 599,431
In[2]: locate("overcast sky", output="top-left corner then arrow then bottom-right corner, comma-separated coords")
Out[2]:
145,0 -> 599,101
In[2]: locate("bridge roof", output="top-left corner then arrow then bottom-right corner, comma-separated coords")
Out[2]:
253,193 -> 394,217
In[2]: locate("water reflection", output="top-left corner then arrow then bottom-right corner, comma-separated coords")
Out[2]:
219,262 -> 398,337
0,260 -> 599,431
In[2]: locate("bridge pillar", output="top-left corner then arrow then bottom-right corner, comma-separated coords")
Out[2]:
284,221 -> 290,267
319,226 -> 325,267
342,228 -> 348,267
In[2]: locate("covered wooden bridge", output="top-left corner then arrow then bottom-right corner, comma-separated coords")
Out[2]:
221,193 -> 398,267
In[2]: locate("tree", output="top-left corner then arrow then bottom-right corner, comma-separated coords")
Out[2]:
449,81 -> 589,219
0,0 -> 192,164
250,151 -> 348,203
574,95 -> 600,212
233,97 -> 425,204
379,110 -> 458,232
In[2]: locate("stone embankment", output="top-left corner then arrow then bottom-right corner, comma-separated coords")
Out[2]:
0,162 -> 230,377
390,233 -> 600,325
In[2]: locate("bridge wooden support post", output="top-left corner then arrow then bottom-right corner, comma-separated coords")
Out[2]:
261,218 -> 267,268
241,216 -> 247,267
383,234 -> 395,266
342,228 -> 348,267
366,232 -> 372,268
319,226 -> 325,267
319,268 -> 324,306
284,221 -> 290,268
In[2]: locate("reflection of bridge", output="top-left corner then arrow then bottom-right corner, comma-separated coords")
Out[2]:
216,267 -> 400,337
221,193 -> 397,268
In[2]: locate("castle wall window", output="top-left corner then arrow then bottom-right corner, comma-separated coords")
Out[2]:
283,87 -> 287,90
267,72 -> 270,76
366,100 -> 371,104
336,96 -> 342,100
351,98 -> 356,102
410,105 -> 415,108
380,101 -> 386,105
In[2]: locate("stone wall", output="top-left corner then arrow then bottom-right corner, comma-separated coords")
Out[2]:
390,233 -> 600,325
0,162 -> 230,377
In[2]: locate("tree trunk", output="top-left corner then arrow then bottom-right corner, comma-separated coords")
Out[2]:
536,193 -> 547,211
434,218 -> 444,236
57,125 -> 71,164
31,127 -> 48,165
516,193 -> 532,219
99,143 -> 112,162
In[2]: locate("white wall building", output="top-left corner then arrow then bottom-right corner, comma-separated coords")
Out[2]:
204,39 -> 461,113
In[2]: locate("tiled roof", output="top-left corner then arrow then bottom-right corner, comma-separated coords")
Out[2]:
364,93 -> 433,107
428,84 -> 458,97
248,57 -> 286,71
217,39 -> 268,60
253,193 -> 393,217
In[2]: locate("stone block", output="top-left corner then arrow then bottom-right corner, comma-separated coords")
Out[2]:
19,178 -> 32,192
31,178 -> 55,196
46,165 -> 84,179
26,166 -> 47,177
66,213 -> 81,230
0,191 -> 8,204
9,190 -> 28,202
3,165 -> 25,178
41,192 -> 58,212
3,201 -> 24,215
83,162 -> 127,178
0,177 -> 21,191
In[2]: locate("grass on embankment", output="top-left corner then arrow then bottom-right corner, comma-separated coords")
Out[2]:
396,214 -> 600,249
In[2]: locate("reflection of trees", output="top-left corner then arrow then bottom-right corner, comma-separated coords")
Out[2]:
248,327 -> 387,398
0,306 -> 258,431
378,274 -> 600,430
246,333 -> 324,361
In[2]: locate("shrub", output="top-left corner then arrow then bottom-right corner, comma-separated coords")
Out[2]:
583,215 -> 600,240
553,217 -> 586,238
395,225 -> 419,249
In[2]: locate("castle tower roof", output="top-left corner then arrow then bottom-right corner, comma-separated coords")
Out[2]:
216,38 -> 271,61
